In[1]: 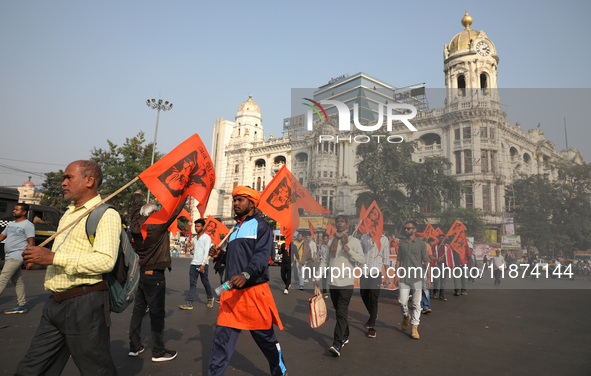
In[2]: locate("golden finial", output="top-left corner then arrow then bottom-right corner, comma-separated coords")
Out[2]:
461,11 -> 473,29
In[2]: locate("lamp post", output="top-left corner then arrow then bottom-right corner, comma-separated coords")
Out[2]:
145,98 -> 173,202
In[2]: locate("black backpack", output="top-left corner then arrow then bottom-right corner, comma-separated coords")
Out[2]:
86,204 -> 140,313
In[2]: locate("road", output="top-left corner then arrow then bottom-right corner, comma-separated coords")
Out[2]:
1,257 -> 590,375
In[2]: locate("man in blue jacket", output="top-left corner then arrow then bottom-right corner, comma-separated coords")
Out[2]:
207,186 -> 287,376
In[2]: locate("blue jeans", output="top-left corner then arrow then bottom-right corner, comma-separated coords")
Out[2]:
188,264 -> 213,302
129,270 -> 167,357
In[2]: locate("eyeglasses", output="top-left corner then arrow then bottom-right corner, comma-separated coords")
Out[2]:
404,227 -> 415,230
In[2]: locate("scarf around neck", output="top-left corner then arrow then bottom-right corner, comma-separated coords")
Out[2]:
330,231 -> 349,258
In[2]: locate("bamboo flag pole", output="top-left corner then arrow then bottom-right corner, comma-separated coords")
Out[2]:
38,176 -> 140,247
201,225 -> 236,265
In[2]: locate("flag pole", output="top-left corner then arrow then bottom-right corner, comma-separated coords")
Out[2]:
202,225 -> 237,265
37,176 -> 141,248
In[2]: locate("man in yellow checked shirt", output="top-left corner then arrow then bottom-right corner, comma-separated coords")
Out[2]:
208,186 -> 287,376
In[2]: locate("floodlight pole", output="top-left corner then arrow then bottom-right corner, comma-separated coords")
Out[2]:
145,98 -> 173,203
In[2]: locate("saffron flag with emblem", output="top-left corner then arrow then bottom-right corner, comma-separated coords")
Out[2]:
449,229 -> 470,265
259,164 -> 329,248
168,208 -> 192,237
138,134 -> 215,239
446,220 -> 467,239
435,227 -> 445,238
204,216 -> 231,246
308,219 -> 316,239
417,223 -> 438,241
357,204 -> 368,234
326,223 -> 337,239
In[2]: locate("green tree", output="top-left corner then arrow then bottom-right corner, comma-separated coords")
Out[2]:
356,139 -> 462,232
40,170 -> 70,212
438,207 -> 486,240
510,162 -> 591,256
91,131 -> 161,217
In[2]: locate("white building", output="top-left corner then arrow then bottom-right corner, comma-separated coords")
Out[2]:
202,12 -> 584,232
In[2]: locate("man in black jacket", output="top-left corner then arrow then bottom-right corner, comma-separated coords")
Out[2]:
128,191 -> 184,362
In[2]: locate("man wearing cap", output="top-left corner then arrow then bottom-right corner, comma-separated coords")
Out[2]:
208,186 -> 287,376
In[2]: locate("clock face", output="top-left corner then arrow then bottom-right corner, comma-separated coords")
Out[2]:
476,41 -> 491,56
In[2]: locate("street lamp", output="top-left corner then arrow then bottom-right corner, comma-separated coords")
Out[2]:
146,98 -> 173,202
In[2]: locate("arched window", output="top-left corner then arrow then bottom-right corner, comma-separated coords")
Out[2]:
510,147 -> 518,161
457,75 -> 466,97
274,155 -> 286,165
523,153 -> 531,164
419,133 -> 441,146
480,73 -> 489,95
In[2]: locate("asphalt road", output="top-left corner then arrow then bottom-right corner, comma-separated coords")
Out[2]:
1,257 -> 590,376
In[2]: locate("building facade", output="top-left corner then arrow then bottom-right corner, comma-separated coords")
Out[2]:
203,12 -> 584,231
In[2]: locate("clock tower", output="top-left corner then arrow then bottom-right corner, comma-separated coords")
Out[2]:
444,11 -> 499,103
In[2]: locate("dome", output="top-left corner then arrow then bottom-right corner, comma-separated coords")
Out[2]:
22,181 -> 35,188
237,94 -> 260,114
447,11 -> 479,54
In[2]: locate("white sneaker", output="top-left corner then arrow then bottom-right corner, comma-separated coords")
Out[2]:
284,289 -> 289,295
152,349 -> 177,362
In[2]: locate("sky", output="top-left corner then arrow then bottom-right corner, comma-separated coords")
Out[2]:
1,0 -> 590,188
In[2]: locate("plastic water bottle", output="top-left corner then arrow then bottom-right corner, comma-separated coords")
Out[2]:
214,281 -> 234,296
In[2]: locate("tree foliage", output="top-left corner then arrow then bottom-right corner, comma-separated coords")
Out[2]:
438,207 -> 485,240
356,139 -> 462,232
40,132 -> 162,219
40,170 -> 70,212
510,162 -> 591,255
91,131 -> 162,217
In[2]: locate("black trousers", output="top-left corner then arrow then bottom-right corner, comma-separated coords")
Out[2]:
129,271 -> 167,356
329,287 -> 354,346
280,264 -> 291,289
208,325 -> 287,376
16,290 -> 117,375
360,275 -> 381,327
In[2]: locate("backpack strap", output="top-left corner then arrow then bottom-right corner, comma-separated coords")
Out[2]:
86,204 -> 116,246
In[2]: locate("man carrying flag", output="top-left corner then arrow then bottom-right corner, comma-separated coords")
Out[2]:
208,186 -> 287,376
128,190 -> 184,362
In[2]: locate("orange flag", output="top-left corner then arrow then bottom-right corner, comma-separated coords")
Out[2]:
449,230 -> 470,264
435,227 -> 445,238
357,204 -> 367,233
361,201 -> 384,251
204,216 -> 231,246
446,220 -> 467,238
326,223 -> 336,239
417,223 -> 437,241
308,219 -> 316,239
259,164 -> 329,248
168,208 -> 192,237
138,134 -> 215,239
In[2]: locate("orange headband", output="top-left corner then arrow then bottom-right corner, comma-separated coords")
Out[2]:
232,186 -> 260,207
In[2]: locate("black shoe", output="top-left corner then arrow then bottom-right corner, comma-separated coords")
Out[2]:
152,349 -> 177,362
128,345 -> 145,357
454,291 -> 460,296
329,344 -> 341,357
367,328 -> 376,338
341,337 -> 349,347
